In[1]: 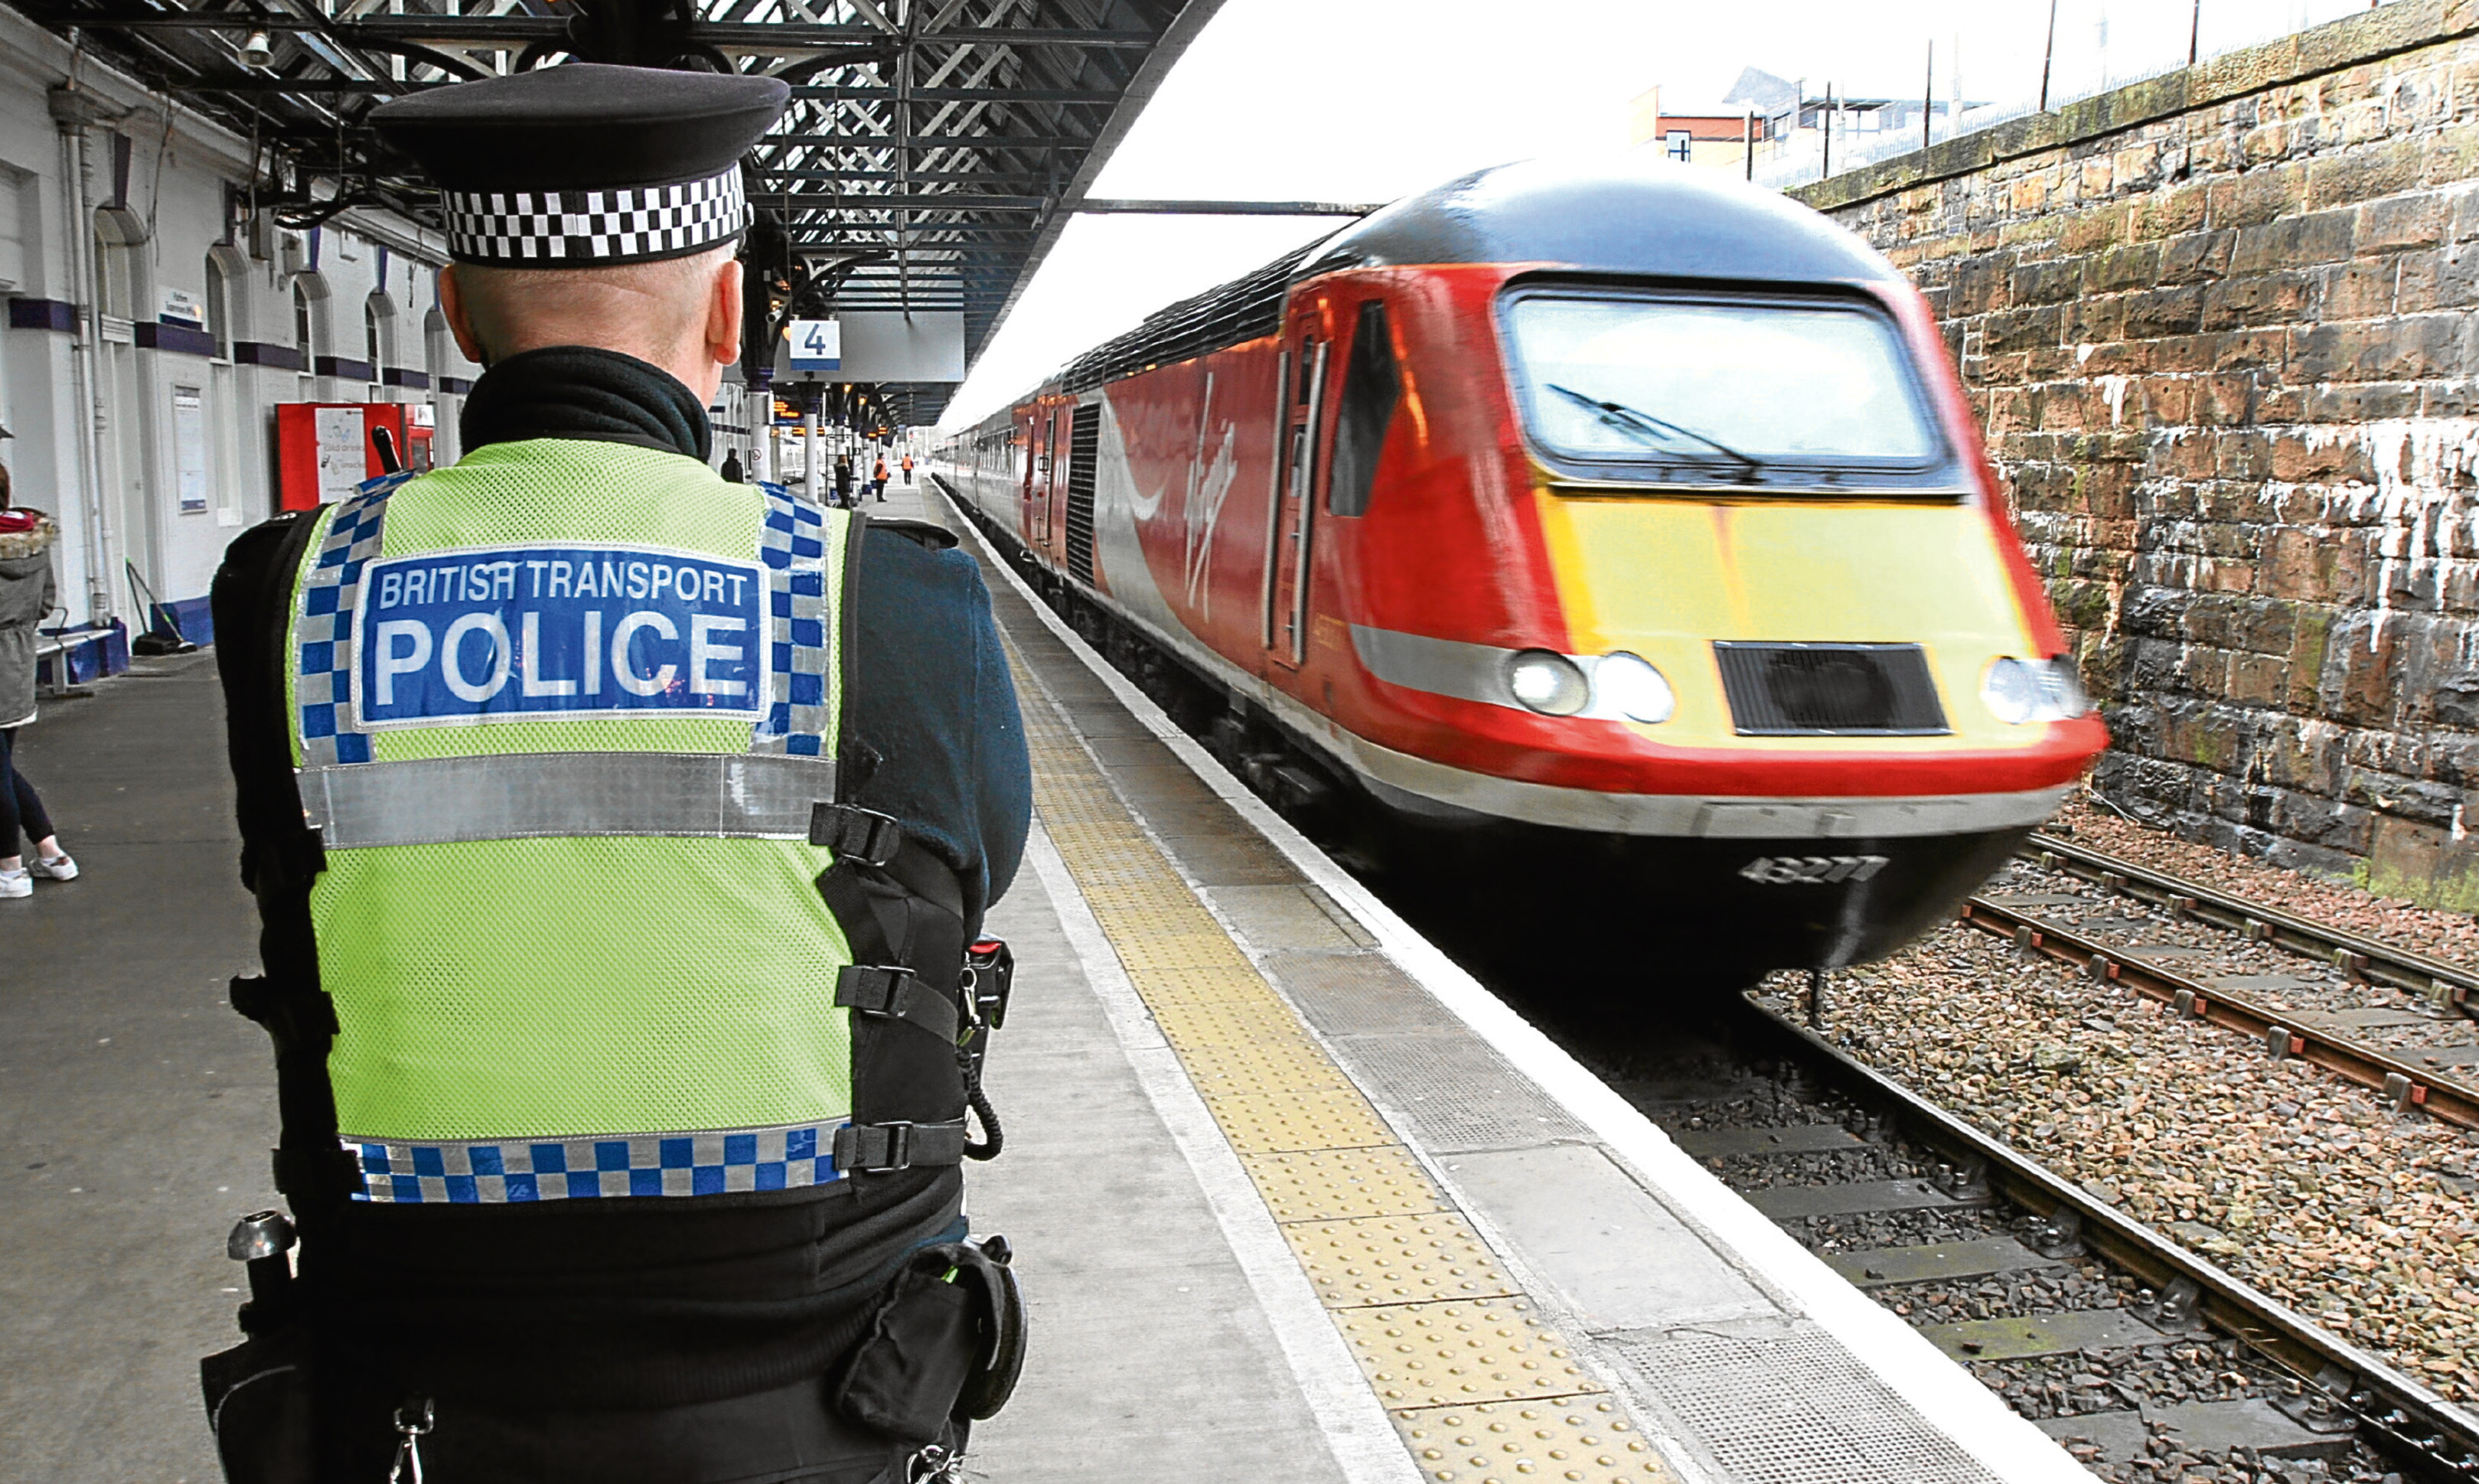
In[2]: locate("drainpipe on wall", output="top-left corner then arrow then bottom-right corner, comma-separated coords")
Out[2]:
50,71 -> 123,628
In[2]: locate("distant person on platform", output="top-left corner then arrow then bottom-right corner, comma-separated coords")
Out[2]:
202,63 -> 1030,1482
901,453 -> 915,486
718,448 -> 744,483
0,465 -> 76,901
833,453 -> 854,507
872,457 -> 890,502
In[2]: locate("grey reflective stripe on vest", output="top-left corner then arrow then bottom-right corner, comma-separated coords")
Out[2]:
298,751 -> 838,849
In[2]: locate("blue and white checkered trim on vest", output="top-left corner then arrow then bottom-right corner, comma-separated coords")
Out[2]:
296,488 -> 394,768
345,1120 -> 846,1204
751,486 -> 834,756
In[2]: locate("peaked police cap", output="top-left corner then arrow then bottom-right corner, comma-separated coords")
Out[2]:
372,64 -> 787,268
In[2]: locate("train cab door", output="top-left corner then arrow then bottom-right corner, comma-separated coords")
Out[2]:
1036,409 -> 1059,547
1262,323 -> 1330,668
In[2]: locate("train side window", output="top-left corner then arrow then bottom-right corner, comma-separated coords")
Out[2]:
1326,301 -> 1401,517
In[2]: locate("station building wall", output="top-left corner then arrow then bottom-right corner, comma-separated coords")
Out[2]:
0,8 -> 478,656
1798,0 -> 2479,911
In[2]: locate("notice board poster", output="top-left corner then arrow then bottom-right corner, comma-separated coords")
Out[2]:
173,387 -> 208,514
276,402 -> 410,512
315,406 -> 366,504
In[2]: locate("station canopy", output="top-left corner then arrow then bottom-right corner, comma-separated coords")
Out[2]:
12,0 -> 1231,426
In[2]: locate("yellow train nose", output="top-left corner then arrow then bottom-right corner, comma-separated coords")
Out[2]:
1532,487 -> 2059,751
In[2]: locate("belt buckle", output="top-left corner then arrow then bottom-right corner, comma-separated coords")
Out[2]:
838,963 -> 919,1019
809,804 -> 904,867
836,1120 -> 917,1172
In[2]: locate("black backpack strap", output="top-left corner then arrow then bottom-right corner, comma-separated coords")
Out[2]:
213,511 -> 360,1213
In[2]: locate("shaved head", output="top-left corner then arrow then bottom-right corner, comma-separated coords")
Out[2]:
439,244 -> 744,403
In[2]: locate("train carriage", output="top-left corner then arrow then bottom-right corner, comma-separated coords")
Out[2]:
936,157 -> 2107,980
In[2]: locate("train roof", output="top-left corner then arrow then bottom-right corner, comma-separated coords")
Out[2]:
1301,156 -> 1905,286
1054,156 -> 1900,395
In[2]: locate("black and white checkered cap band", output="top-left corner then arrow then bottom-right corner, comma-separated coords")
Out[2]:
444,164 -> 747,266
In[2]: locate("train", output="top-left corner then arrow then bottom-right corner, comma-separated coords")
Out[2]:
933,156 -> 2108,981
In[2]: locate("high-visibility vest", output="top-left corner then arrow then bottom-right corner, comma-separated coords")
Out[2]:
282,440 -> 950,1205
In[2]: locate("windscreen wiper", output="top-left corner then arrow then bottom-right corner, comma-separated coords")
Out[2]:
1544,383 -> 1763,482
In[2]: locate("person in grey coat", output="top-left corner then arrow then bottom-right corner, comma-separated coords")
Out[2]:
0,465 -> 76,899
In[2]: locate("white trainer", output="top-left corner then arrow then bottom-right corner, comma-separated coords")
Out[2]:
0,869 -> 29,900
28,854 -> 77,881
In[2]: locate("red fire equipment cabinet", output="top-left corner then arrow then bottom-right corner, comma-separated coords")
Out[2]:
275,402 -> 413,511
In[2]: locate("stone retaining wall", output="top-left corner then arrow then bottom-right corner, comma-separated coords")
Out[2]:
1797,0 -> 2479,909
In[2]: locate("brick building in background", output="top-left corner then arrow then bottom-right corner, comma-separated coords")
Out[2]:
1799,0 -> 2479,911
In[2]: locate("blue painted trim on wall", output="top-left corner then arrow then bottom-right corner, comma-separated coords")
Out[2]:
136,321 -> 221,357
231,340 -> 305,370
383,367 -> 430,389
314,355 -> 375,382
439,375 -> 473,395
8,297 -> 76,332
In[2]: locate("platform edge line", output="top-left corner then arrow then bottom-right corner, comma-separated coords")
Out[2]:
1020,821 -> 1422,1484
937,483 -> 2094,1484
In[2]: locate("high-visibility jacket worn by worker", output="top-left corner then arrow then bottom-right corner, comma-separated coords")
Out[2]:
283,438 -> 971,1201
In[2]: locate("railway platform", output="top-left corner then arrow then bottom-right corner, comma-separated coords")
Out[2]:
2,475 -> 2091,1483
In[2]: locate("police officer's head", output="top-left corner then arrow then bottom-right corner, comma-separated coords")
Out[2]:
373,64 -> 787,404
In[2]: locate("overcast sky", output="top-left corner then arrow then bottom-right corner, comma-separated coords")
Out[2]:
934,0 -> 2377,430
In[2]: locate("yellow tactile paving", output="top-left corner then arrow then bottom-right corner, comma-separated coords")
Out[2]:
1397,1398 -> 1677,1484
1240,1148 -> 1449,1223
1283,1212 -> 1520,1308
1177,1038 -> 1365,1097
1148,997 -> 1323,1045
1339,1297 -> 1598,1409
1201,1087 -> 1397,1153
1002,635 -> 1676,1482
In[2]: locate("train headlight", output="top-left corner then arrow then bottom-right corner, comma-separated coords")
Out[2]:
1982,658 -> 2042,724
1506,649 -> 1591,716
1596,652 -> 1675,724
1984,656 -> 2087,724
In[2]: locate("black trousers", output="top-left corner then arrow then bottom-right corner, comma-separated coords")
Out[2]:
0,728 -> 52,855
320,1368 -> 960,1484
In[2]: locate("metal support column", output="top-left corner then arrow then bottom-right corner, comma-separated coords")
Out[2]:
802,384 -> 821,502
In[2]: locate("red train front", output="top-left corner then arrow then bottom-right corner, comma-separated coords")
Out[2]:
937,158 -> 2105,981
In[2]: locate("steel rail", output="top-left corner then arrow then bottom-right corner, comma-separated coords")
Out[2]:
1741,995 -> 2479,1481
1956,895 -> 2479,1130
2025,831 -> 2478,1015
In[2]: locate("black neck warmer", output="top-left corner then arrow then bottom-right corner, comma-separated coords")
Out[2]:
459,345 -> 713,464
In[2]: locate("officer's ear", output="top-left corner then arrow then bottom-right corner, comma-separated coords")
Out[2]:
437,264 -> 491,369
703,254 -> 744,371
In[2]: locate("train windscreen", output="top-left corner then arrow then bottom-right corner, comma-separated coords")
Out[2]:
1501,293 -> 1944,483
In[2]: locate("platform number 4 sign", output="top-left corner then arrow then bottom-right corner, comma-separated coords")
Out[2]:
787,318 -> 841,373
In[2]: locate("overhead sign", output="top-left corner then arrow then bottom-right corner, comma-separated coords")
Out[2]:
787,319 -> 841,372
769,312 -> 965,383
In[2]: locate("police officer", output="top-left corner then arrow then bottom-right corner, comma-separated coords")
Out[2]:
202,64 -> 1030,1482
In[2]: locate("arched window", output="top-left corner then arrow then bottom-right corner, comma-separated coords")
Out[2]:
292,273 -> 331,388
204,253 -> 232,359
364,291 -> 395,397
93,207 -> 147,321
423,307 -> 450,386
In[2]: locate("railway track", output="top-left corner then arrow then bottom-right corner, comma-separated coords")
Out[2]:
2022,834 -> 2479,1016
1584,994 -> 2479,1483
1958,840 -> 2479,1132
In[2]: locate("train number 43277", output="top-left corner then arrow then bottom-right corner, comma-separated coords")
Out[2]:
1739,854 -> 1890,886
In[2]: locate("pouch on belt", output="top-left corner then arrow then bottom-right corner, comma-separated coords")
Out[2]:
834,1234 -> 1026,1443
